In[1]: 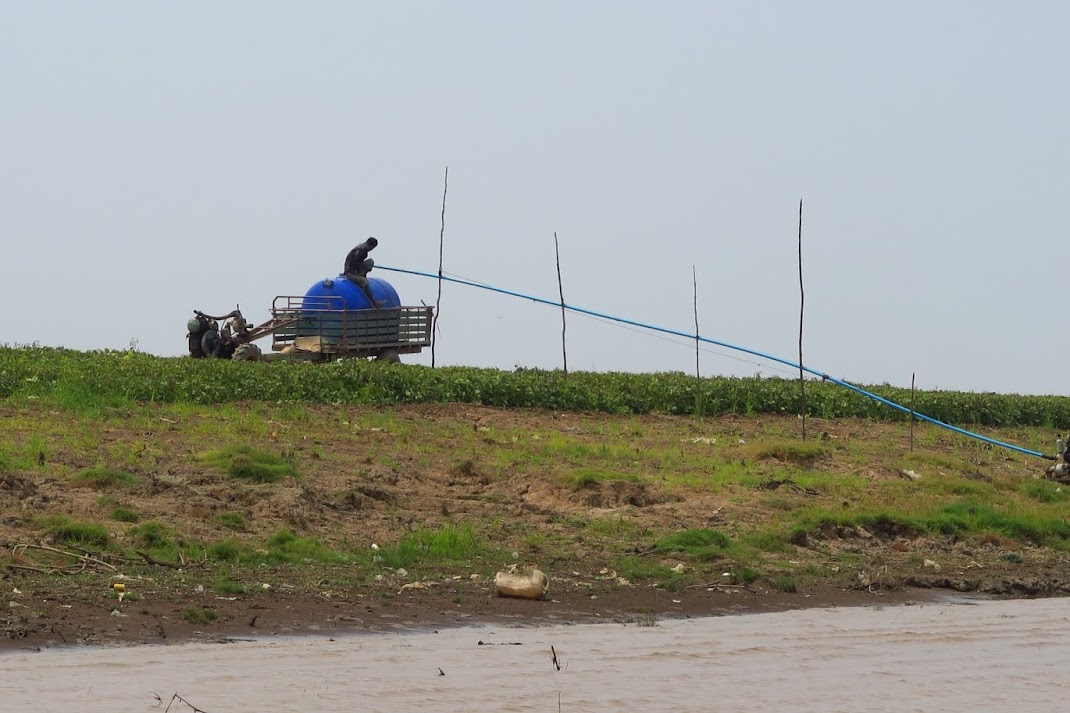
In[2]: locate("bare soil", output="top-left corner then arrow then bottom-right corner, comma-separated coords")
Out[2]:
1,402 -> 1067,650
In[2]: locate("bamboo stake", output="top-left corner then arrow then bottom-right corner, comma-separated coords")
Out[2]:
910,372 -> 916,451
693,265 -> 702,418
431,166 -> 448,368
554,231 -> 567,375
798,199 -> 806,440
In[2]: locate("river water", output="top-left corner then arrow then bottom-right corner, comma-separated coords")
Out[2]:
3,598 -> 1068,712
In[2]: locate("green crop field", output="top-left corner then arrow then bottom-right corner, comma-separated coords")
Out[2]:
3,345 -> 1070,429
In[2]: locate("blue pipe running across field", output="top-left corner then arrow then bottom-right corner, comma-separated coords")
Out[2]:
379,265 -> 1048,459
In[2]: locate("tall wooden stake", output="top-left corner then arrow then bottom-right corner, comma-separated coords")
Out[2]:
910,372 -> 916,451
431,166 -> 448,368
554,232 -> 568,375
693,265 -> 702,418
797,199 -> 806,440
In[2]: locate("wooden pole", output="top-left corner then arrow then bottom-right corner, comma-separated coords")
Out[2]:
431,166 -> 448,368
910,372 -> 916,451
554,231 -> 567,375
693,265 -> 702,418
797,198 -> 806,440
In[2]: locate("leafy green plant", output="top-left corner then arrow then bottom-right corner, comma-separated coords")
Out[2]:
7,345 -> 1070,427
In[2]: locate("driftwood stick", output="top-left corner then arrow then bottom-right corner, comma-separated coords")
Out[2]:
431,165 -> 448,368
13,543 -> 118,571
3,563 -> 51,574
686,581 -> 759,593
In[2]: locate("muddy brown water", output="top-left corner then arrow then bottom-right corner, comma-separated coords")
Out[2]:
3,598 -> 1068,712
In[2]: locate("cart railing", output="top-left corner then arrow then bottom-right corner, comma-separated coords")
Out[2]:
269,295 -> 433,355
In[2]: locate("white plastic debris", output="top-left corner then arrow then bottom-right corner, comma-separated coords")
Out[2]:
494,569 -> 549,600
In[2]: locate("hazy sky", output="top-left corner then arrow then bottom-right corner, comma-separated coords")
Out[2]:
2,2 -> 1067,395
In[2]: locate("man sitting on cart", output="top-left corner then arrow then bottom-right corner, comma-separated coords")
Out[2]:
344,237 -> 380,308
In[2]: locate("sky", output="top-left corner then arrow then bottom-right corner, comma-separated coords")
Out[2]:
1,2 -> 1067,395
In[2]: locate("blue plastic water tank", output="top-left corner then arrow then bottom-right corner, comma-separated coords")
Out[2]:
302,275 -> 401,311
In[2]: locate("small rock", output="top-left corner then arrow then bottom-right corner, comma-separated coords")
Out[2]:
671,563 -> 686,574
923,559 -> 941,572
396,568 -> 408,578
469,574 -> 482,580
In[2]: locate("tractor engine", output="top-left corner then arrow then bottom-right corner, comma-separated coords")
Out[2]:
186,310 -> 247,359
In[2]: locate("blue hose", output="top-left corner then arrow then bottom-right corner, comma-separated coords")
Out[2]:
379,264 -> 1048,459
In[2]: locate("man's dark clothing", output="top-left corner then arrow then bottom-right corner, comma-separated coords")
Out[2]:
344,239 -> 377,277
344,239 -> 379,306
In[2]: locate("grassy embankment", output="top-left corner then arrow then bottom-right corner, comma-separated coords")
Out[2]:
1,345 -> 1069,611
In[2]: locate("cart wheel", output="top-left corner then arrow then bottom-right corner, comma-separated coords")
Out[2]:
375,349 -> 401,364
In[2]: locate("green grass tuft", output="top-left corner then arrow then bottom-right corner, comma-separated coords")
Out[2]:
72,466 -> 138,489
657,528 -> 734,560
743,439 -> 827,465
771,575 -> 798,593
181,606 -> 217,625
561,467 -> 642,490
110,507 -> 140,523
375,524 -> 491,570
39,515 -> 110,547
212,578 -> 247,595
208,539 -> 243,562
1020,479 -> 1069,504
216,512 -> 248,531
196,445 -> 297,483
128,521 -> 172,548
